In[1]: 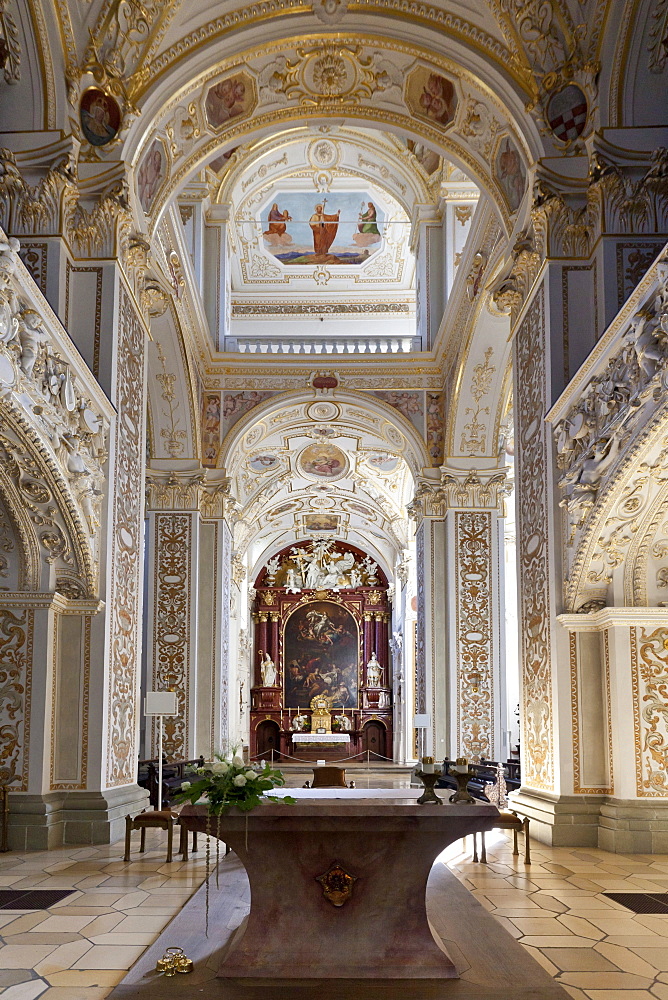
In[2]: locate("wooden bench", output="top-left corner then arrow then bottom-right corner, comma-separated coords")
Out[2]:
137,756 -> 205,809
123,808 -> 200,864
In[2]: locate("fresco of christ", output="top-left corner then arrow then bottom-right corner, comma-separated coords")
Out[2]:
310,203 -> 340,255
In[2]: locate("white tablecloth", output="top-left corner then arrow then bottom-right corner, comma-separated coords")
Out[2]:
291,733 -> 350,743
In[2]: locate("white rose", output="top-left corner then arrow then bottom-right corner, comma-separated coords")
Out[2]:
181,780 -> 191,790
233,774 -> 247,787
244,770 -> 257,781
211,761 -> 229,775
232,756 -> 245,767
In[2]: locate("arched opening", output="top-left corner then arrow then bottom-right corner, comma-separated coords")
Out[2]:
255,719 -> 281,761
362,719 -> 387,761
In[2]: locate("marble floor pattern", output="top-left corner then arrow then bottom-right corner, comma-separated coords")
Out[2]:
0,822 -> 667,1000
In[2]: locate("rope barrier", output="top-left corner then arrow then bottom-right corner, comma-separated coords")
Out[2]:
249,749 -> 396,765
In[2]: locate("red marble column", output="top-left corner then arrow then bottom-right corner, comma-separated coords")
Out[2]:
374,612 -> 384,667
257,613 -> 269,685
270,613 -> 280,679
363,613 -> 374,682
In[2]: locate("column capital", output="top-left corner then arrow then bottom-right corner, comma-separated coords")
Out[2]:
145,467 -> 241,518
439,466 -> 510,511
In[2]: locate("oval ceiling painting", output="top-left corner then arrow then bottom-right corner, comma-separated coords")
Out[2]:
298,443 -> 349,480
367,453 -> 399,473
250,453 -> 280,472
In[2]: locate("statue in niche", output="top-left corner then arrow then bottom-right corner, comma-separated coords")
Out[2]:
259,650 -> 277,687
366,651 -> 383,687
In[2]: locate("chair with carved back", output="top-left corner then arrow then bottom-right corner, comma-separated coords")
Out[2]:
305,766 -> 355,789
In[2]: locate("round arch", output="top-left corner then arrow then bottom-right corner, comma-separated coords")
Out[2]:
122,31 -> 542,234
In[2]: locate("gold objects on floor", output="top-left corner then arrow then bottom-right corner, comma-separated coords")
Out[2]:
156,946 -> 194,975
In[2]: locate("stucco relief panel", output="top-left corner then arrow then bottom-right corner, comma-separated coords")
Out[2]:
106,289 -> 146,787
455,511 -> 493,763
152,513 -> 192,761
515,287 -> 554,791
0,608 -> 33,790
632,625 -> 668,797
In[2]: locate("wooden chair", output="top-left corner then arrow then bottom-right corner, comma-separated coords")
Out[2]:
124,809 -> 195,864
472,811 -> 531,864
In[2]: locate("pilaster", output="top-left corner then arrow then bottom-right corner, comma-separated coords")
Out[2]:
441,467 -> 508,763
145,469 -> 237,761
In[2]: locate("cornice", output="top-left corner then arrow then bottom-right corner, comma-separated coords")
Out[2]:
558,607 -> 668,631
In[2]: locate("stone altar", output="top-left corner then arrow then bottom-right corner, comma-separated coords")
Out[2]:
180,790 -> 499,981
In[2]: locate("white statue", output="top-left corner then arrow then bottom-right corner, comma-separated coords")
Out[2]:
334,713 -> 352,731
378,690 -> 390,709
259,650 -> 277,687
366,651 -> 382,687
291,713 -> 308,731
285,567 -> 301,593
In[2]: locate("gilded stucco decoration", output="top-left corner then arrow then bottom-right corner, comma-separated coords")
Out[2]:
0,607 -> 32,789
152,513 -> 191,761
515,286 -> 554,791
632,625 -> 668,796
0,237 -> 110,596
455,511 -> 493,763
106,289 -> 146,787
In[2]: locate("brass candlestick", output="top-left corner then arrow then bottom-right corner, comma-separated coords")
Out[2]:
416,768 -> 443,805
449,759 -> 476,804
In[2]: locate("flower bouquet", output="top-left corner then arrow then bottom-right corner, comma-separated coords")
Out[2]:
175,752 -> 295,815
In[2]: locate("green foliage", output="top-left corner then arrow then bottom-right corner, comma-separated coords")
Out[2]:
174,753 -> 296,815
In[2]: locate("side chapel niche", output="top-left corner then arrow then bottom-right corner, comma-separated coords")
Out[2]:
250,538 -> 392,762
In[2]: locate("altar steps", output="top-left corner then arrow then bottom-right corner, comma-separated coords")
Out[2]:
109,851 -> 570,1000
277,762 -> 415,787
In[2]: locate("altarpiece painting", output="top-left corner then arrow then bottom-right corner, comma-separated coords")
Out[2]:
284,601 -> 359,709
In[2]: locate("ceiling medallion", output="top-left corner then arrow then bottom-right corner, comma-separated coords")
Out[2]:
307,401 -> 340,421
282,45 -> 378,106
316,862 -> 358,907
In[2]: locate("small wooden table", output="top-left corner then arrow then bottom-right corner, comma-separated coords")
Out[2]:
179,789 -> 498,982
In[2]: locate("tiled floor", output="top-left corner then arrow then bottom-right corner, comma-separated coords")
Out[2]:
447,834 -> 668,999
0,831 -> 210,1000
0,821 -> 667,1000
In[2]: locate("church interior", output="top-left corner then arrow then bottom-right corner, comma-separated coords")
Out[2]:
0,0 -> 668,996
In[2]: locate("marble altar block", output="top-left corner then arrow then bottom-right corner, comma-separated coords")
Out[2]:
179,790 -> 499,981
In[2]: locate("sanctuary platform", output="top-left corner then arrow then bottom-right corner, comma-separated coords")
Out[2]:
110,846 -> 571,1000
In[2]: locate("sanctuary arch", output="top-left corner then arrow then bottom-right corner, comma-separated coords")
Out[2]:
0,0 -> 666,856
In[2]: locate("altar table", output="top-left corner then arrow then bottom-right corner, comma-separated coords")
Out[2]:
179,789 -> 499,981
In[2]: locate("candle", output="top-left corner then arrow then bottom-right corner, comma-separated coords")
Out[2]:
421,756 -> 435,774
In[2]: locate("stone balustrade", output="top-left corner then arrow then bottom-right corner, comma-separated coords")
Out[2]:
231,335 -> 422,354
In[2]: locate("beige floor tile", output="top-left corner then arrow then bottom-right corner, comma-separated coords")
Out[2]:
584,915 -> 658,934
629,949 -> 668,972
0,946 -> 58,968
87,933 -> 158,946
521,945 -> 560,976
632,915 -> 668,933
613,935 -> 668,948
560,972 -> 654,989
71,944 -> 147,970
60,894 -> 124,907
30,915 -> 95,933
80,914 -> 125,937
520,936 -> 607,948
557,915 -> 605,939
490,915 -> 523,938
539,948 -> 617,972
1,981 -> 49,1000
38,989 -> 111,1000
110,891 -> 148,910
594,942 -> 660,977
43,972 -> 125,988
562,987 -> 589,999
34,942 -> 93,976
511,916 -> 573,935
7,934 -> 84,946
651,985 -> 668,999
583,993 -> 663,1000
0,913 -> 50,935
111,914 -> 169,933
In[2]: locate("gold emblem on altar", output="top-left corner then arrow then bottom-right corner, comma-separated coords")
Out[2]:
316,862 -> 358,907
310,694 -> 334,733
